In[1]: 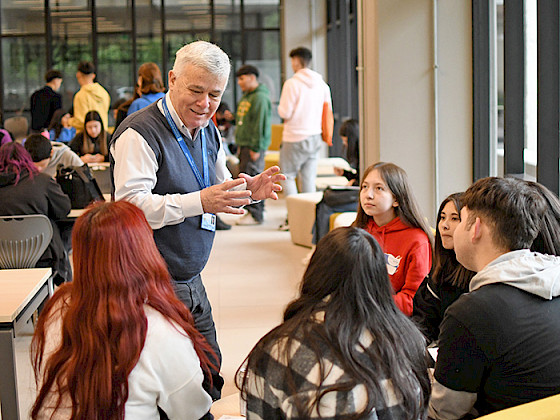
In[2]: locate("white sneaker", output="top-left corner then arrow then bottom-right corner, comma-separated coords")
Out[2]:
236,213 -> 262,225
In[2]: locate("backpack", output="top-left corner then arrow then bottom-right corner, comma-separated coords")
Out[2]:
56,164 -> 105,209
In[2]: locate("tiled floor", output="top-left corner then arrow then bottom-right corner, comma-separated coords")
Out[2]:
10,196 -> 309,418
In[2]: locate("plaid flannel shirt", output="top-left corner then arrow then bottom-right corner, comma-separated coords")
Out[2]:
244,325 -> 420,420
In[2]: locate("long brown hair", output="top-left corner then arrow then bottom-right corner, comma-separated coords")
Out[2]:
31,201 -> 215,419
431,193 -> 475,288
81,110 -> 108,156
138,62 -> 165,94
353,162 -> 434,248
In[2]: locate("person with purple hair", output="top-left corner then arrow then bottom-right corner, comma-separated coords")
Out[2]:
0,128 -> 12,146
0,142 -> 71,284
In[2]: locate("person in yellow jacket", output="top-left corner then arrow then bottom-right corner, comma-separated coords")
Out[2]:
69,61 -> 111,132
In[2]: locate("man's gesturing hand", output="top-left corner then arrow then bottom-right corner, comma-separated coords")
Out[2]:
239,166 -> 286,201
200,178 -> 252,214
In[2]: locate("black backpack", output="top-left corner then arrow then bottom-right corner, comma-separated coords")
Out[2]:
56,164 -> 105,209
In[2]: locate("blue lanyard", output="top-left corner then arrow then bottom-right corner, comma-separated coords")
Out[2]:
162,97 -> 209,189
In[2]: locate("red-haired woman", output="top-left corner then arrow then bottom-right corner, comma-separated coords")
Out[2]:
31,201 -> 214,419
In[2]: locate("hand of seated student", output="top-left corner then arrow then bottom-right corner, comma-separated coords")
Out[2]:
334,167 -> 344,176
80,153 -> 96,164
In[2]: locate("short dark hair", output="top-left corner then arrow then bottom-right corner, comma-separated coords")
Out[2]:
289,47 -> 312,66
77,61 -> 95,75
235,65 -> 259,78
462,177 -> 546,251
24,134 -> 52,162
45,70 -> 63,83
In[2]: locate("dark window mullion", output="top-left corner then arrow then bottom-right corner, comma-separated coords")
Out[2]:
240,0 -> 245,62
0,4 -> 3,123
91,0 -> 98,71
503,0 -> 525,176
45,0 -> 52,70
472,0 -> 492,181
131,0 -> 137,84
161,0 -> 167,78
536,0 -> 560,194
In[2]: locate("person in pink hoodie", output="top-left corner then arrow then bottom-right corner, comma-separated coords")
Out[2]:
278,47 -> 332,193
353,162 -> 433,316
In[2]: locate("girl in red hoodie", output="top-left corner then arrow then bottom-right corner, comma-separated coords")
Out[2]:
353,162 -> 433,315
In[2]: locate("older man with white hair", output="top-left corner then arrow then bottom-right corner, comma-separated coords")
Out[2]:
111,41 -> 284,401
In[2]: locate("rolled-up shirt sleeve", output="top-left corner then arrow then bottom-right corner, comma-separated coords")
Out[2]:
112,127 -> 204,230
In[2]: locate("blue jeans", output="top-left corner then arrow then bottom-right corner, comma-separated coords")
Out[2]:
173,275 -> 224,400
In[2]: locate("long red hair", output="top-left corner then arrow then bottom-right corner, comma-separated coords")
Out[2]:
31,201 -> 215,419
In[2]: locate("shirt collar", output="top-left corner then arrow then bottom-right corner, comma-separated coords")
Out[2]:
159,92 -> 209,141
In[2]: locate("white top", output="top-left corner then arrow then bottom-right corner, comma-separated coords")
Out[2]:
277,68 -> 332,143
37,305 -> 212,419
125,306 -> 212,419
110,92 -> 232,230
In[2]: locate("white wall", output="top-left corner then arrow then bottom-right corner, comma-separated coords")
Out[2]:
281,0 -> 329,157
436,1 -> 473,203
282,0 -> 328,80
359,0 -> 472,224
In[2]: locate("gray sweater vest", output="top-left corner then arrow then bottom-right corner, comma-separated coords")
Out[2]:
111,102 -> 221,281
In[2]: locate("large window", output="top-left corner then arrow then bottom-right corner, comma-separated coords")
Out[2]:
0,0 -> 281,126
474,0 -> 559,193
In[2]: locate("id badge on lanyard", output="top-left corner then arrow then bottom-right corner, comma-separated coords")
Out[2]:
162,97 -> 216,232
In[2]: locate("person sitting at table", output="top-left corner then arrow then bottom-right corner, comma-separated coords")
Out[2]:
333,118 -> 359,185
25,133 -> 84,178
48,109 -> 76,144
31,201 -> 215,420
429,177 -> 560,419
0,141 -> 71,284
69,110 -> 110,163
238,226 -> 431,419
412,193 -> 476,344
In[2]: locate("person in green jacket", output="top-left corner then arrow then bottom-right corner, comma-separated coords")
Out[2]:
235,65 -> 272,225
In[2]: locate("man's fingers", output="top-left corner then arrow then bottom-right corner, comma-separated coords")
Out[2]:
223,206 -> 247,215
270,173 -> 287,183
263,165 -> 281,176
227,190 -> 252,200
220,177 -> 248,190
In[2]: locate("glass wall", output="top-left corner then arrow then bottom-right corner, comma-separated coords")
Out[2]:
0,0 -> 281,126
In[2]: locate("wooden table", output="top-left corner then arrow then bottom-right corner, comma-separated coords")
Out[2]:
0,268 -> 51,420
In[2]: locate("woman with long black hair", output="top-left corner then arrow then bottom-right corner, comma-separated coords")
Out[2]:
238,227 -> 431,419
412,193 -> 476,343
